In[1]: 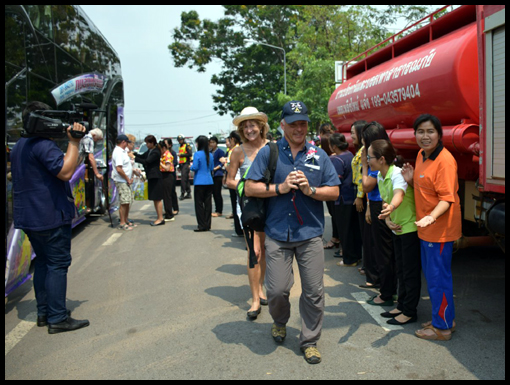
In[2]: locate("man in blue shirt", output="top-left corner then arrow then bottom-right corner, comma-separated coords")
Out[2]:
245,101 -> 340,364
11,101 -> 90,334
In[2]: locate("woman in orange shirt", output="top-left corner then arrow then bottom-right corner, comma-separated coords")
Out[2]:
402,114 -> 461,341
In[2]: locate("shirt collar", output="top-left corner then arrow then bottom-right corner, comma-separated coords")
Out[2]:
421,141 -> 444,162
383,164 -> 395,181
280,136 -> 311,152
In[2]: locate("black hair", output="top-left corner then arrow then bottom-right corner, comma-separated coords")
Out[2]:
413,114 -> 443,139
329,133 -> 349,151
22,101 -> 51,126
159,140 -> 168,149
196,135 -> 210,166
351,120 -> 367,150
361,121 -> 389,149
144,135 -> 157,146
370,139 -> 404,168
319,122 -> 333,135
228,130 -> 241,145
209,136 -> 219,144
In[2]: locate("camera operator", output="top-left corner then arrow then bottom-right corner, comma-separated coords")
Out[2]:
10,101 -> 90,334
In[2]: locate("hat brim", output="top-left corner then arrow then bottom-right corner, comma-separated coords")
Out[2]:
283,114 -> 311,124
233,112 -> 268,127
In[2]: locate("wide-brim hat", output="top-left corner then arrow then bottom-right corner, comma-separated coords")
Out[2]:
232,107 -> 268,127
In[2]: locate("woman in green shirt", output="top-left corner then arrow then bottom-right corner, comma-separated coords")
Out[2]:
368,139 -> 421,326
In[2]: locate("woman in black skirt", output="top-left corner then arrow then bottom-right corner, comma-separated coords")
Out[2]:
135,135 -> 165,226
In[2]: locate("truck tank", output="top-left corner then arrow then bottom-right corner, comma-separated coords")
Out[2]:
328,9 -> 480,169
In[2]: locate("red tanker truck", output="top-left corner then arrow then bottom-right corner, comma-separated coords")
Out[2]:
328,4 -> 505,251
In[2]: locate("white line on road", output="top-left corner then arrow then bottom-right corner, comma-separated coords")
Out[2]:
351,292 -> 403,332
102,233 -> 123,246
140,204 -> 151,211
5,312 -> 37,356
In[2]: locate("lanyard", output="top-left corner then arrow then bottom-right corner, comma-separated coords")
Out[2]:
291,191 -> 304,226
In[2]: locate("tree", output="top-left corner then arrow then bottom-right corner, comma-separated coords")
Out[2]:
169,5 -> 442,133
169,5 -> 299,129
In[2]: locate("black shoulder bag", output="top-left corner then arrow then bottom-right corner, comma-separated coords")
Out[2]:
237,142 -> 279,268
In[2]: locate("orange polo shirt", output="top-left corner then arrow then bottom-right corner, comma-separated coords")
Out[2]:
413,143 -> 462,243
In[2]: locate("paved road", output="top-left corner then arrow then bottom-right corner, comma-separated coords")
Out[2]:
5,191 -> 506,380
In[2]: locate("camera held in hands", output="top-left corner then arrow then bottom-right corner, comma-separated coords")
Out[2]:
22,103 -> 98,139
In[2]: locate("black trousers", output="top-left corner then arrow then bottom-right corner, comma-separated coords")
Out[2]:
369,200 -> 396,301
161,172 -> 175,219
212,176 -> 224,214
334,202 -> 362,264
326,200 -> 339,240
194,184 -> 213,230
229,188 -> 243,236
171,172 -> 179,212
360,204 -> 380,286
393,231 -> 421,317
180,163 -> 191,196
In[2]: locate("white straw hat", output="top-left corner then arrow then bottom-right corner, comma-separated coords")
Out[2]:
232,107 -> 268,127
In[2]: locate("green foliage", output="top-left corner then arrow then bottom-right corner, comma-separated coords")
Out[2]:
169,5 -> 439,133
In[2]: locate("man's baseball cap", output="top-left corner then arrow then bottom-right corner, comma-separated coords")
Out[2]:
117,134 -> 131,143
281,101 -> 311,124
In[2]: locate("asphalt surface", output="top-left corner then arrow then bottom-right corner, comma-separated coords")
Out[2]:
5,190 -> 506,380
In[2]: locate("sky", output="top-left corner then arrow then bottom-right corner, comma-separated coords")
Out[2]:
79,5 -> 233,141
78,5 -> 429,142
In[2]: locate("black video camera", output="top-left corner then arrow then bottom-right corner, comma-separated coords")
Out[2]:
22,103 -> 98,139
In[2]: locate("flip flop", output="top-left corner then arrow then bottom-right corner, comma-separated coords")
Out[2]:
324,240 -> 340,249
415,325 -> 452,341
421,320 -> 456,333
117,224 -> 134,231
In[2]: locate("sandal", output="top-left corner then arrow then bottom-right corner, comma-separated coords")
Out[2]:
118,224 -> 134,231
421,320 -> 456,333
337,260 -> 359,267
324,240 -> 340,249
415,325 -> 452,341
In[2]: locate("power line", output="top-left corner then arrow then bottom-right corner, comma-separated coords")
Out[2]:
126,113 -> 227,127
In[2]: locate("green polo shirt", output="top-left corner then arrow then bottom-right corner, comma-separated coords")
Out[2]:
377,165 -> 417,235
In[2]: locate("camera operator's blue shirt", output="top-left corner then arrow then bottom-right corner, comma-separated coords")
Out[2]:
11,137 -> 76,231
246,138 -> 340,242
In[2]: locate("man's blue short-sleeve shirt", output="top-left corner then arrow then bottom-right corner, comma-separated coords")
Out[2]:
11,137 -> 76,231
246,138 -> 340,242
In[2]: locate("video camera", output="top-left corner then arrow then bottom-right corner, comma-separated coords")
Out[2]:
22,103 -> 98,139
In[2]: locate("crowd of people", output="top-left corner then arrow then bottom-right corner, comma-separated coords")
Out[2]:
115,101 -> 460,365
12,99 -> 460,363
116,101 -> 460,364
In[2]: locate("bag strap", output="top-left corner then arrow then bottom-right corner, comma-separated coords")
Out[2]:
237,142 -> 279,199
244,228 -> 258,268
262,142 -> 279,185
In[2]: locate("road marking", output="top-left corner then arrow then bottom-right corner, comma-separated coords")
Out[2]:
102,233 -> 123,246
141,204 -> 151,211
5,312 -> 37,356
351,292 -> 403,332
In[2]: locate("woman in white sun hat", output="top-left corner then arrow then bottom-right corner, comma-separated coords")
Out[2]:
226,107 -> 269,320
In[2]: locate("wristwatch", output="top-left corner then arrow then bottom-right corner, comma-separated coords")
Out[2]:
309,186 -> 317,196
275,184 -> 281,196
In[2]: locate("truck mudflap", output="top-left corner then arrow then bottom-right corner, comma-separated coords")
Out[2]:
486,201 -> 505,252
